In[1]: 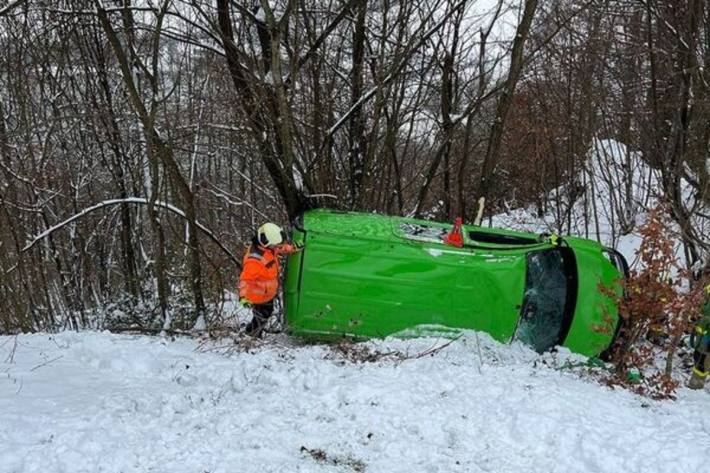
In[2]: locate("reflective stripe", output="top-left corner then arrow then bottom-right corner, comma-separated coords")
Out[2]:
692,367 -> 708,378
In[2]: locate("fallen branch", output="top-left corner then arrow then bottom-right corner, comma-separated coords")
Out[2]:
410,334 -> 463,360
328,335 -> 463,364
109,325 -> 195,337
300,446 -> 366,473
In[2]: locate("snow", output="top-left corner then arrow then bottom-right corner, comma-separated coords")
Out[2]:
192,314 -> 207,332
2,331 -> 709,473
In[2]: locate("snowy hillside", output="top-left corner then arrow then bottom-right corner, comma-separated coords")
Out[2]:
491,139 -> 709,268
2,332 -> 708,473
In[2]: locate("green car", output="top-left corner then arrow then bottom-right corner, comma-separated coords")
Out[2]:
283,209 -> 627,357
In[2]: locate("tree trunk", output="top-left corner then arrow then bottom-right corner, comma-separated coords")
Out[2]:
475,0 -> 538,214
348,0 -> 368,208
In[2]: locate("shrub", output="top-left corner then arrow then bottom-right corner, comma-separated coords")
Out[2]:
606,205 -> 707,398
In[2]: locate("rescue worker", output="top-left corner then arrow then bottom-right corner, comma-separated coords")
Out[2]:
238,222 -> 302,337
688,283 -> 710,390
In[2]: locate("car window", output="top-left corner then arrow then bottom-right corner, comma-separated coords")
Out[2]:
467,231 -> 539,246
514,248 -> 575,352
399,223 -> 448,243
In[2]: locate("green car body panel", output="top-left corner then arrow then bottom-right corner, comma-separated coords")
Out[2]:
283,209 -> 624,357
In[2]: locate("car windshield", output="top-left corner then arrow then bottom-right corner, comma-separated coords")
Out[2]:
514,248 -> 575,353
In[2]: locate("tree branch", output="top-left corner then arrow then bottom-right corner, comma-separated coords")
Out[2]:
323,0 -> 468,143
0,0 -> 28,17
21,198 -> 241,267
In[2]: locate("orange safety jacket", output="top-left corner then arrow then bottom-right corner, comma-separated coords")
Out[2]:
238,243 -> 298,304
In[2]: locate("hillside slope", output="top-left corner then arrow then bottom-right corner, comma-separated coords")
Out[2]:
492,139 -> 709,268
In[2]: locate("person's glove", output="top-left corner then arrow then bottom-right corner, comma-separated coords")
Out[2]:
276,242 -> 304,255
239,297 -> 252,308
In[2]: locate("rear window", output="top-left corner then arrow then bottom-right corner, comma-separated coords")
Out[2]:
514,248 -> 576,352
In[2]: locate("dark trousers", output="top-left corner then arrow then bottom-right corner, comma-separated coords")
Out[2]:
245,300 -> 274,336
694,334 -> 710,372
694,348 -> 709,375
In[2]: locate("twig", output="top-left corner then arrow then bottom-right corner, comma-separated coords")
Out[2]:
109,326 -> 193,337
411,335 -> 462,359
474,331 -> 484,375
0,0 -> 29,17
3,335 -> 18,364
30,355 -> 63,372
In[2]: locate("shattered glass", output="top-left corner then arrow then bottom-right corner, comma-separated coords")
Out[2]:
399,223 -> 448,243
515,249 -> 569,353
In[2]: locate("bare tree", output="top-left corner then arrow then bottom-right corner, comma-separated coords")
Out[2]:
96,1 -> 206,326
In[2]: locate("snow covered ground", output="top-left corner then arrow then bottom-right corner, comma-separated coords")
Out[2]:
2,331 -> 709,473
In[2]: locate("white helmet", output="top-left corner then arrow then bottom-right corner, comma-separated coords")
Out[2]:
257,222 -> 285,247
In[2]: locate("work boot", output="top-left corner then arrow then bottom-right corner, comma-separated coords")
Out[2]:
688,350 -> 710,390
688,369 -> 707,390
244,316 -> 266,338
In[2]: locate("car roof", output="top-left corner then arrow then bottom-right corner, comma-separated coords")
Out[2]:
301,208 -> 544,246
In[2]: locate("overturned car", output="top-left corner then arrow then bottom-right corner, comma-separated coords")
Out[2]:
283,209 -> 627,357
